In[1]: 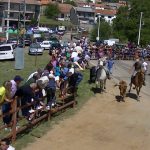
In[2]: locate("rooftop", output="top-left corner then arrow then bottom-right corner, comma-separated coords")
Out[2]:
58,3 -> 73,14
40,0 -> 51,5
0,0 -> 41,5
96,9 -> 117,16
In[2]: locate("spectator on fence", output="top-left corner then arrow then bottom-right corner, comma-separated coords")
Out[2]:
0,81 -> 12,106
2,76 -> 23,129
15,83 -> 39,119
25,73 -> 40,86
0,139 -> 15,150
27,68 -> 43,81
45,74 -> 56,109
54,62 -> 61,88
11,76 -> 23,98
1,81 -> 13,128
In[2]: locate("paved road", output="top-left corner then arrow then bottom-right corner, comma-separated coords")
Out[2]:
91,60 -> 150,99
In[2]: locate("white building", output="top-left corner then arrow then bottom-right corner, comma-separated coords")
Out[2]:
95,9 -> 117,24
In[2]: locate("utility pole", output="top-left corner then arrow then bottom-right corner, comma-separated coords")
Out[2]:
17,2 -> 21,45
137,12 -> 143,46
23,0 -> 26,47
6,0 -> 10,40
97,15 -> 100,41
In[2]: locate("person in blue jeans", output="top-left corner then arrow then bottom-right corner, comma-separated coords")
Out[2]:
46,74 -> 56,108
107,58 -> 114,74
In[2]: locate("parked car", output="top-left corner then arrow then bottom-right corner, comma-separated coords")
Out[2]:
0,44 -> 15,60
29,43 -> 44,55
57,30 -> 65,36
33,30 -> 41,38
58,26 -> 66,31
24,38 -> 31,46
78,27 -> 87,33
7,38 -> 18,47
48,28 -> 57,34
40,41 -> 51,50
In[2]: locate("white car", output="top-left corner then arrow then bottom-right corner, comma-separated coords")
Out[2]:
40,41 -> 51,50
0,44 -> 15,60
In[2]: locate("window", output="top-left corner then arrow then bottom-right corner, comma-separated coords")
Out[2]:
10,4 -> 15,9
9,12 -> 14,18
108,16 -> 112,18
0,46 -> 11,51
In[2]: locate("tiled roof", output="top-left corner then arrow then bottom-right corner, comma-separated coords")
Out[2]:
95,3 -> 105,7
1,0 -> 41,5
95,9 -> 117,16
40,0 -> 51,5
58,3 -> 73,14
77,2 -> 95,7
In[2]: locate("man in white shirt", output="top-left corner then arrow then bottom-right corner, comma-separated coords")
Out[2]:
142,59 -> 148,85
71,50 -> 78,58
142,59 -> 148,73
0,139 -> 15,150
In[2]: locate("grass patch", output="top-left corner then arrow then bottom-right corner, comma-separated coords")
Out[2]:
0,50 -> 95,149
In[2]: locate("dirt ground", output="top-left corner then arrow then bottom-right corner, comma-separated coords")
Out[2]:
23,80 -> 150,150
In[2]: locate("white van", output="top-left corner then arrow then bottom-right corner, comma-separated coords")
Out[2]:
0,44 -> 15,60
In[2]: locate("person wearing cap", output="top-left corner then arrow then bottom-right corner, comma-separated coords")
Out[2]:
11,75 -> 23,98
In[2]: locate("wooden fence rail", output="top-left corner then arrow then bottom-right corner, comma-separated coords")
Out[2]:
0,93 -> 76,143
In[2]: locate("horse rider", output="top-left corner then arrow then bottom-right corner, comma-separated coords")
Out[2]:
96,58 -> 111,80
130,58 -> 145,86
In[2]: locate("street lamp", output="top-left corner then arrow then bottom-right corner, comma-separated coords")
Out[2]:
6,0 -> 10,40
96,14 -> 101,41
137,12 -> 143,46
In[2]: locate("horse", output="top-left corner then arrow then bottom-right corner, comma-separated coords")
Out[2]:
95,60 -> 107,92
128,70 -> 145,100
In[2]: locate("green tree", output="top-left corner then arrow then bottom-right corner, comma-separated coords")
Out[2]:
29,18 -> 38,26
45,3 -> 60,19
113,0 -> 150,46
90,20 -> 112,41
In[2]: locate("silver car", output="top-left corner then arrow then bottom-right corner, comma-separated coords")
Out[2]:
29,43 -> 44,55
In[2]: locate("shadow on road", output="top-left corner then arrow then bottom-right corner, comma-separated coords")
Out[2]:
91,87 -> 103,94
126,93 -> 138,100
115,95 -> 125,102
115,93 -> 138,102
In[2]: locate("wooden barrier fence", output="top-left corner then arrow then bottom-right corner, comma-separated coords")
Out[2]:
0,93 -> 76,143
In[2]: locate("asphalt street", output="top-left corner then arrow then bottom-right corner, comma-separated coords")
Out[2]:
90,60 -> 150,99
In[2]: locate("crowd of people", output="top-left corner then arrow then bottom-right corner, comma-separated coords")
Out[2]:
0,36 -> 150,149
90,42 -> 150,61
0,37 -> 94,134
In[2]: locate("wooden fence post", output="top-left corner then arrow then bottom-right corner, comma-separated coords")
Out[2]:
11,97 -> 17,143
